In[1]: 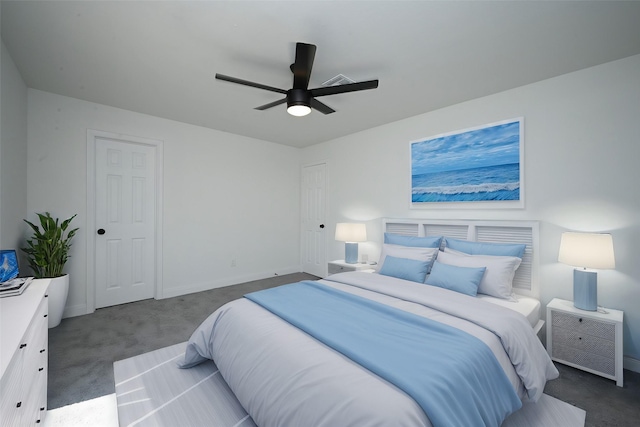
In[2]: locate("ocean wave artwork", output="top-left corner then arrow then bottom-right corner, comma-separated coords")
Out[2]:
411,119 -> 522,204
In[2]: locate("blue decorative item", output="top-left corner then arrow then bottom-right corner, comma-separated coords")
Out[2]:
573,269 -> 598,311
345,243 -> 358,264
0,250 -> 19,282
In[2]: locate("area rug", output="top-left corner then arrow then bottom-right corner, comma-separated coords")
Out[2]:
44,394 -> 118,427
114,342 -> 585,427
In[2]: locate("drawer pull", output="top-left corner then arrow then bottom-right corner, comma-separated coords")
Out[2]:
44,314 -> 48,318
16,401 -> 22,408
579,318 -> 583,323
40,407 -> 45,411
20,343 -> 27,349
39,367 -> 44,371
40,349 -> 46,353
578,337 -> 582,340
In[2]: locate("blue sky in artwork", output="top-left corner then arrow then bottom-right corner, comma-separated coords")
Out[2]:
412,121 -> 520,175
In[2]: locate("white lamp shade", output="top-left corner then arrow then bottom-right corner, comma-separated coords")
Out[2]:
335,223 -> 367,243
558,232 -> 615,269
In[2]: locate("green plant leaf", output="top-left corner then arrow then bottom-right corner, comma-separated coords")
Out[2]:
21,212 -> 78,279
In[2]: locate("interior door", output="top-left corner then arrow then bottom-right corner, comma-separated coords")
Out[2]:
301,163 -> 327,277
94,138 -> 156,308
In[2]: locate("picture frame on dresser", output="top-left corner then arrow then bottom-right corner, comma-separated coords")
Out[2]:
546,298 -> 624,387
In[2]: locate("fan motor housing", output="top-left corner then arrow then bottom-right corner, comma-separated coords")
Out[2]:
287,88 -> 311,108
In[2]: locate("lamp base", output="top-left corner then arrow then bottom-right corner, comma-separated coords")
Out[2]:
345,242 -> 358,264
573,269 -> 597,311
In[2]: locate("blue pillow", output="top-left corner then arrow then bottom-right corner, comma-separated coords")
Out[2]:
378,255 -> 429,283
384,233 -> 443,249
425,261 -> 486,296
444,238 -> 526,258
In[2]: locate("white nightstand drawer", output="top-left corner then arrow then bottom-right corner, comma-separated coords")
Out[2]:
328,263 -> 353,274
551,310 -> 615,340
551,327 -> 615,359
327,260 -> 375,275
552,343 -> 615,376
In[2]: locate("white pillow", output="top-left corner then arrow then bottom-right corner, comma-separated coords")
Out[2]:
437,249 -> 522,300
377,244 -> 439,275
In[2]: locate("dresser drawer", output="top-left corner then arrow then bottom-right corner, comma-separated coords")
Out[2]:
552,326 -> 615,359
0,356 -> 24,427
553,343 -> 615,376
551,310 -> 615,340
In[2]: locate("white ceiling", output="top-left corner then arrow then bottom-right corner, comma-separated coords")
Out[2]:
2,1 -> 640,148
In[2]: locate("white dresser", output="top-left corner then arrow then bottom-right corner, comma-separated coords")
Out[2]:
1,279 -> 50,425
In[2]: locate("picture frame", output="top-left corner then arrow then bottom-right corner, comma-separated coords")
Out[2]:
410,118 -> 524,209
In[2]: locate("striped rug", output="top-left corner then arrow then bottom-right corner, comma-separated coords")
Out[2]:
113,342 -> 585,427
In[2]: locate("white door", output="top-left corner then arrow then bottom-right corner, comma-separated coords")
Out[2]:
301,163 -> 327,277
94,138 -> 156,308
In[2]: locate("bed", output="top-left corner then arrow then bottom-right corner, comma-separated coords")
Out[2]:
179,219 -> 558,427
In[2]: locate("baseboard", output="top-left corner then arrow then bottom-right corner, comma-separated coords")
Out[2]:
161,266 -> 303,299
62,303 -> 88,319
624,356 -> 640,373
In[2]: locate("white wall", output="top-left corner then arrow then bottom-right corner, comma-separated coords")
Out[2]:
27,90 -> 302,316
301,55 -> 640,367
0,40 -> 28,251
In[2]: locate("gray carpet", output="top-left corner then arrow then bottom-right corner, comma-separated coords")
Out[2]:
48,273 -> 317,409
49,273 -> 640,426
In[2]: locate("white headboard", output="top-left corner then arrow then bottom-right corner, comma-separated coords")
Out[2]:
382,218 -> 540,299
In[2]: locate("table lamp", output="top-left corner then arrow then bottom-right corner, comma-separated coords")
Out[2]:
335,223 -> 367,264
558,232 -> 615,311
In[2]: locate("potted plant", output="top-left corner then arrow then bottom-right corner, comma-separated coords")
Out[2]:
22,212 -> 78,328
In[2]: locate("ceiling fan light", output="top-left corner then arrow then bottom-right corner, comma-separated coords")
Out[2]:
287,104 -> 311,117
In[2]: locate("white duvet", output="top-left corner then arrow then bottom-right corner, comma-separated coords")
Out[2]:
181,272 -> 558,427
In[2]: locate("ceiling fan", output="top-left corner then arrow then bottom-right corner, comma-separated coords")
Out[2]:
215,42 -> 379,117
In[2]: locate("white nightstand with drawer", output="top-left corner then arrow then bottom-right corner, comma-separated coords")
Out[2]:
546,298 -> 623,386
328,260 -> 375,275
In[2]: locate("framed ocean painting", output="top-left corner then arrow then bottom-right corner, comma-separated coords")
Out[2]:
410,118 -> 524,208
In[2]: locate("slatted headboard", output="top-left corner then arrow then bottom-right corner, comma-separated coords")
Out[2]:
382,219 -> 540,298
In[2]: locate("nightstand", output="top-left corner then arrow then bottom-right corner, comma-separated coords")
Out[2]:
328,260 -> 375,275
546,298 -> 623,386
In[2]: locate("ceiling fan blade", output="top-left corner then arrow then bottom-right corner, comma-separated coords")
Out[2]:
216,73 -> 287,94
292,43 -> 316,90
255,98 -> 287,111
309,79 -> 379,97
310,98 -> 335,115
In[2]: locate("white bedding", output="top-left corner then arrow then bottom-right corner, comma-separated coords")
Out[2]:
478,293 -> 541,328
181,272 -> 557,427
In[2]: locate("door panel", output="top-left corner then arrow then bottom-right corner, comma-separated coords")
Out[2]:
301,163 -> 326,277
95,138 -> 156,308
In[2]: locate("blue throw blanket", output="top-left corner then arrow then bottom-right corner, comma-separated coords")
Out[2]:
245,281 -> 521,427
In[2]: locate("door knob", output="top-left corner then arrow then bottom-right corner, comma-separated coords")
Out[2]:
97,229 -> 106,235
319,224 -> 325,229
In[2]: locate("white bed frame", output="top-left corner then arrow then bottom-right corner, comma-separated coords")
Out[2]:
383,218 -> 540,296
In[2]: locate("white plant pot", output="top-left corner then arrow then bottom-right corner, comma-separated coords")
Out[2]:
47,274 -> 69,328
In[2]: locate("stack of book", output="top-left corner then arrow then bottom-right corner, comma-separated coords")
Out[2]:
0,277 -> 33,298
